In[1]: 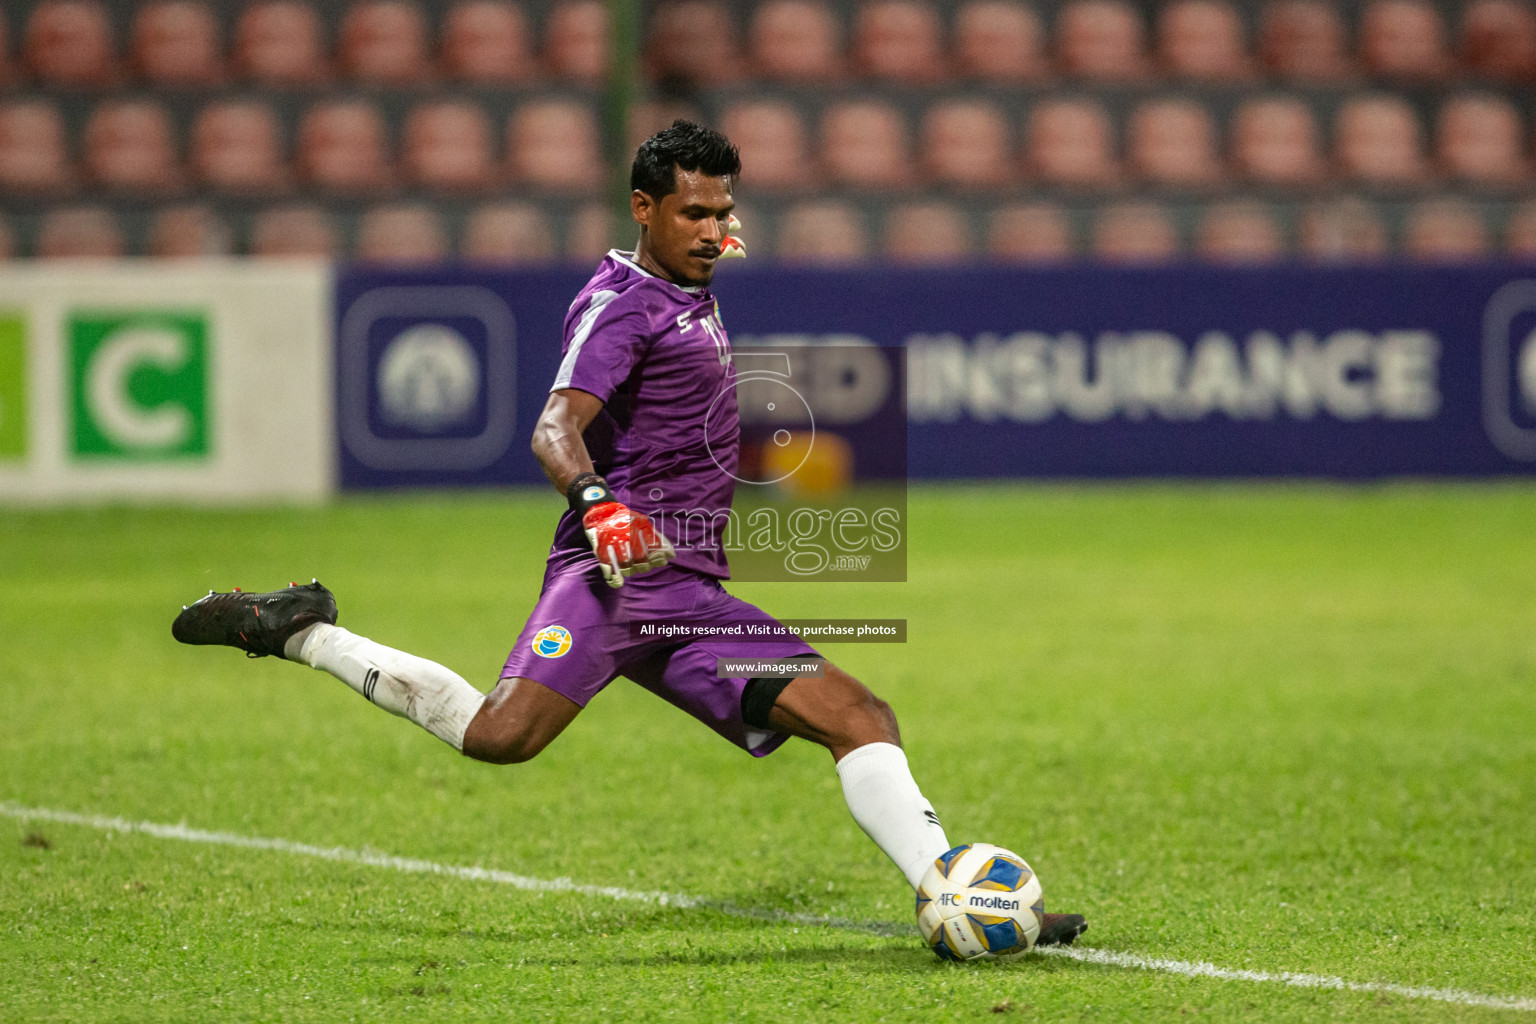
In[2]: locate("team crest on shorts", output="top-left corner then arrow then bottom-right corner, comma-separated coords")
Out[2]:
531,624 -> 573,658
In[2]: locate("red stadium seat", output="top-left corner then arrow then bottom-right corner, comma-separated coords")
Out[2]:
953,0 -> 1050,83
853,0 -> 945,83
356,204 -> 449,264
1024,96 -> 1118,188
1403,197 -> 1490,261
1156,0 -> 1254,81
1435,93 -> 1530,186
822,99 -> 912,189
720,100 -> 814,192
1230,96 -> 1327,186
36,205 -> 125,259
1258,0 -> 1355,81
404,100 -> 496,191
750,0 -> 844,82
777,201 -> 869,264
647,0 -> 739,86
988,202 -> 1075,262
506,99 -> 603,192
1056,0 -> 1150,81
1297,196 -> 1388,261
25,0 -> 119,88
919,99 -> 1013,189
627,100 -> 704,154
567,201 -> 617,262
885,202 -> 972,264
1360,0 -> 1453,80
148,204 -> 233,257
1126,97 -> 1224,188
83,98 -> 182,194
544,0 -> 609,83
442,1 -> 537,84
340,0 -> 433,84
1335,94 -> 1431,186
251,204 -> 339,258
462,201 -> 557,264
1460,0 -> 1536,81
1091,201 -> 1179,263
298,99 -> 393,193
1506,198 -> 1536,256
0,100 -> 75,194
191,100 -> 289,194
131,1 -> 223,87
1195,200 -> 1285,263
235,0 -> 329,86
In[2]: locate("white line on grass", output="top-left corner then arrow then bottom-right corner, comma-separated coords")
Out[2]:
5,801 -> 1533,1013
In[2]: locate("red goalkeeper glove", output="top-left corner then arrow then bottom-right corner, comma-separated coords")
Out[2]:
568,474 -> 675,588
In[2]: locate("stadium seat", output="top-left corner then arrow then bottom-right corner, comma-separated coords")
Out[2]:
1460,0 -> 1536,81
776,200 -> 870,263
1335,94 -> 1430,186
749,0 -> 845,82
1258,0 -> 1354,80
1360,0 -> 1453,80
506,99 -> 604,192
1435,93 -> 1530,186
852,0 -> 946,83
1296,196 -> 1388,261
130,1 -> 224,87
250,203 -> 339,258
1403,196 -> 1490,261
0,100 -> 75,193
647,0 -> 739,86
404,100 -> 496,191
568,201 -> 617,262
298,99 -> 393,193
1155,0 -> 1254,80
234,0 -> 329,85
544,0 -> 609,83
36,205 -> 124,259
442,1 -> 536,83
1229,96 -> 1326,185
627,99 -> 704,153
191,100 -> 289,194
885,201 -> 972,264
462,201 -> 557,263
1024,96 -> 1118,188
821,99 -> 912,189
1126,97 -> 1224,188
25,0 -> 119,88
148,203 -> 233,256
720,100 -> 814,191
356,203 -> 450,264
83,98 -> 183,194
340,0 -> 434,84
1090,200 -> 1179,262
1505,198 -> 1536,256
0,15 -> 14,86
953,0 -> 1050,83
1056,0 -> 1150,81
919,99 -> 1013,189
987,201 -> 1075,262
1195,199 -> 1285,263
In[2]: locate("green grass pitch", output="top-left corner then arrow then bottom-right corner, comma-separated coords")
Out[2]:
2,484 -> 1534,1022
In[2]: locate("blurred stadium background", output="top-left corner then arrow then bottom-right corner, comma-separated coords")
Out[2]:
3,0 -> 1536,262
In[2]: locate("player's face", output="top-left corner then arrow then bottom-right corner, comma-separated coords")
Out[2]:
632,168 -> 735,288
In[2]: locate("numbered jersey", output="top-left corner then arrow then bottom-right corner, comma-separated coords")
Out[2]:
548,250 -> 739,579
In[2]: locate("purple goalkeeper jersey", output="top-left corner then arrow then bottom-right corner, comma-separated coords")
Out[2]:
547,250 -> 738,579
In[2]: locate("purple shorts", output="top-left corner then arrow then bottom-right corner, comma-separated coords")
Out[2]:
500,561 -> 818,756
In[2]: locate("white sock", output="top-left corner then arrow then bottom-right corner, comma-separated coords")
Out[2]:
835,741 -> 952,890
286,624 -> 485,751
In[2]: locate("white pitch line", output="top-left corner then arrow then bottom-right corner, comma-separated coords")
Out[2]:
4,801 -> 1533,1013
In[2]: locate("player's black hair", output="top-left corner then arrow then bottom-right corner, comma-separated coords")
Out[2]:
630,120 -> 741,199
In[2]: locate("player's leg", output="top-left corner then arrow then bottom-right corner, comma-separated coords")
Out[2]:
461,677 -> 581,764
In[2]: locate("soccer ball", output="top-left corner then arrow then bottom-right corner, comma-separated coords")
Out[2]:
916,843 -> 1045,961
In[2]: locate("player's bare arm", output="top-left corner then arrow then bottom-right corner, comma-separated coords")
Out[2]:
530,388 -> 602,493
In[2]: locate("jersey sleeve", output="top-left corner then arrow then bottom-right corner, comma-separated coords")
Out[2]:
551,288 -> 652,403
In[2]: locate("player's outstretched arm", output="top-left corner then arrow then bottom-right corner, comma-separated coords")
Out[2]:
531,389 -> 675,588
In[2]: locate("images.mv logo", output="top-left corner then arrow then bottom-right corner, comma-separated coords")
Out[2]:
69,311 -> 209,459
